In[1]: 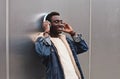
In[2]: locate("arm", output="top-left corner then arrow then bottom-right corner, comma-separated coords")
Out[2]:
35,20 -> 52,57
35,36 -> 51,57
66,33 -> 88,54
72,33 -> 88,54
63,23 -> 88,54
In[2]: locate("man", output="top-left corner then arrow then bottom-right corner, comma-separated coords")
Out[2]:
35,12 -> 88,79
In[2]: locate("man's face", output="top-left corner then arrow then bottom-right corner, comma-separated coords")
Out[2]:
50,15 -> 64,34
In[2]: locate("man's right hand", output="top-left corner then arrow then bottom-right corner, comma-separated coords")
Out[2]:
42,21 -> 51,36
42,20 -> 51,33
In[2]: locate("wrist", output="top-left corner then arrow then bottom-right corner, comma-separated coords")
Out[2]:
72,33 -> 82,42
43,31 -> 50,37
70,31 -> 76,36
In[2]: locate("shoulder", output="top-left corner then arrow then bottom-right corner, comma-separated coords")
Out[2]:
29,32 -> 44,42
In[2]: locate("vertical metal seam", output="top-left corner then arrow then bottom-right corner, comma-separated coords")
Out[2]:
6,0 -> 9,79
89,0 -> 92,79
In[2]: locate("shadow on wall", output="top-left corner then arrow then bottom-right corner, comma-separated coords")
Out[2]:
25,41 -> 46,79
10,37 -> 46,79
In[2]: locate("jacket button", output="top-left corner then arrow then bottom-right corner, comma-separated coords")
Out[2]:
51,48 -> 54,52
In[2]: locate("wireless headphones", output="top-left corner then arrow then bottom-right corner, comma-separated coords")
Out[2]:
43,13 -> 48,22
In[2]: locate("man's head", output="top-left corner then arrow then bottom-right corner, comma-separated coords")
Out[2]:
46,12 -> 64,35
46,12 -> 60,22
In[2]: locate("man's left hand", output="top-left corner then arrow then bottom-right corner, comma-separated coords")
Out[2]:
63,23 -> 76,36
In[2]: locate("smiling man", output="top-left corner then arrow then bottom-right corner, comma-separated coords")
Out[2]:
35,11 -> 88,79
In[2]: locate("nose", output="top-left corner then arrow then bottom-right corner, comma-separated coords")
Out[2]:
58,23 -> 64,28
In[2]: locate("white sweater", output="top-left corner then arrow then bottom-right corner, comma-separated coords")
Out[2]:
51,37 -> 78,79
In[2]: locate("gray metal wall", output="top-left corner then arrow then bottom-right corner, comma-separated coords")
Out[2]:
0,0 -> 6,79
0,0 -> 120,79
91,0 -> 120,79
9,0 -> 89,79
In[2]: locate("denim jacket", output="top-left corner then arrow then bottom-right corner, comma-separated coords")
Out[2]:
35,34 -> 88,79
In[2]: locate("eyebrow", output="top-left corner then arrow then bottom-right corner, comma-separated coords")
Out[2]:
53,20 -> 62,22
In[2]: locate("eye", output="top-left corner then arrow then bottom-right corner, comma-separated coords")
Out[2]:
52,20 -> 63,24
54,20 -> 59,23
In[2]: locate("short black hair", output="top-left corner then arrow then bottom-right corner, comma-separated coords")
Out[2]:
46,12 -> 60,22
